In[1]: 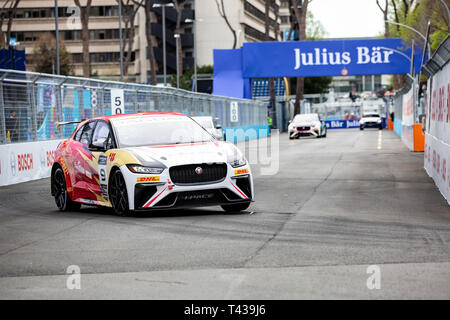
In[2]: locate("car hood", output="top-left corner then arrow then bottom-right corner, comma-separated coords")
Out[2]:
291,121 -> 318,127
362,117 -> 380,122
125,141 -> 235,168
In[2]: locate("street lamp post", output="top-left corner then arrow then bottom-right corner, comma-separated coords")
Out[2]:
153,2 -> 174,86
385,20 -> 431,58
236,29 -> 242,48
174,34 -> 180,88
439,0 -> 450,32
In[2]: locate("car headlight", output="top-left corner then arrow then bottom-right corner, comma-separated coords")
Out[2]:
377,119 -> 382,123
127,164 -> 164,174
229,157 -> 247,168
360,120 -> 364,124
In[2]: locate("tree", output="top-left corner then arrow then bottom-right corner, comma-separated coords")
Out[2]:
74,0 -> 93,77
291,0 -> 310,115
144,0 -> 158,85
265,0 -> 276,116
119,0 -> 144,77
0,0 -> 20,48
173,0 -> 184,74
215,0 -> 239,49
376,0 -> 390,38
32,33 -> 73,75
169,65 -> 213,90
305,11 -> 327,40
385,1 -> 450,88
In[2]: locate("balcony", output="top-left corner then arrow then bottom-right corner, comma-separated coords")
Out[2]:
153,46 -> 194,74
151,23 -> 194,49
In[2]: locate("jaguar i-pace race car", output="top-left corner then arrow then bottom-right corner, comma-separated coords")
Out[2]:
51,112 -> 253,216
288,113 -> 327,139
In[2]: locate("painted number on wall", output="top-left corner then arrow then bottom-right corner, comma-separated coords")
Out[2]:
230,101 -> 239,122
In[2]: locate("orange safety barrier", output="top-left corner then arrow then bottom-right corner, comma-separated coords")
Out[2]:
413,123 -> 425,152
387,118 -> 394,130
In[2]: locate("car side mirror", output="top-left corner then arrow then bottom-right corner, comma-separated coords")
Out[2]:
215,124 -> 222,129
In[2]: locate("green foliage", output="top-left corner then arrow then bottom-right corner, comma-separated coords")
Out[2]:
170,65 -> 213,90
388,0 -> 449,51
32,33 -> 73,76
290,76 -> 331,95
306,11 -> 328,40
304,76 -> 332,94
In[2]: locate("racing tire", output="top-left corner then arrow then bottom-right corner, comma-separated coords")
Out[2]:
221,202 -> 250,213
360,127 -> 364,131
109,170 -> 130,216
52,168 -> 81,212
378,126 -> 383,130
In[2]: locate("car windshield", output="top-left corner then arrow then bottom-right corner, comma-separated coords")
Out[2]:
193,117 -> 213,129
363,114 -> 380,118
111,115 -> 214,147
294,114 -> 319,122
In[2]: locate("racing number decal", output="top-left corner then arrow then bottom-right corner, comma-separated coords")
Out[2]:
98,155 -> 108,200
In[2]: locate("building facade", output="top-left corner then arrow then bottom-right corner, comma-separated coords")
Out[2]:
2,0 -> 281,83
195,0 -> 281,66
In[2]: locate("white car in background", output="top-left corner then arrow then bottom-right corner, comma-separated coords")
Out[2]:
192,116 -> 224,140
288,113 -> 327,139
360,113 -> 383,130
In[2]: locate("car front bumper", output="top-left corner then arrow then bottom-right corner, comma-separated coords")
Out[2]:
361,122 -> 382,128
120,164 -> 254,211
289,128 -> 320,138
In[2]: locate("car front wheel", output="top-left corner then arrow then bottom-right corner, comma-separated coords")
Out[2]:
109,170 -> 130,216
52,167 -> 81,212
221,202 -> 250,213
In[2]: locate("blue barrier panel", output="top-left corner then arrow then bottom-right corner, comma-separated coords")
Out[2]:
224,125 -> 270,143
394,119 -> 402,137
325,118 -> 387,130
325,120 -> 348,129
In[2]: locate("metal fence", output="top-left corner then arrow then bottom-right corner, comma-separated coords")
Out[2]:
0,69 -> 267,144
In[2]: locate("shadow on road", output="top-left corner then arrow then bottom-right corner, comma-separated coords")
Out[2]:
67,205 -> 251,219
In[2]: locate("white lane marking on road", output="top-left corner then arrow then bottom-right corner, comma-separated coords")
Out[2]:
377,130 -> 382,150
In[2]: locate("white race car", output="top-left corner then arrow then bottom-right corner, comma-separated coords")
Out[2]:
51,112 -> 253,216
360,113 -> 383,130
288,113 -> 327,139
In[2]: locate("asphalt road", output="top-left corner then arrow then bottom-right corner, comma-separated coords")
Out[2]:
0,129 -> 449,299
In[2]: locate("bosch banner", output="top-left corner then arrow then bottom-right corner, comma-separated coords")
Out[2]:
242,38 -> 422,78
0,140 -> 63,186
